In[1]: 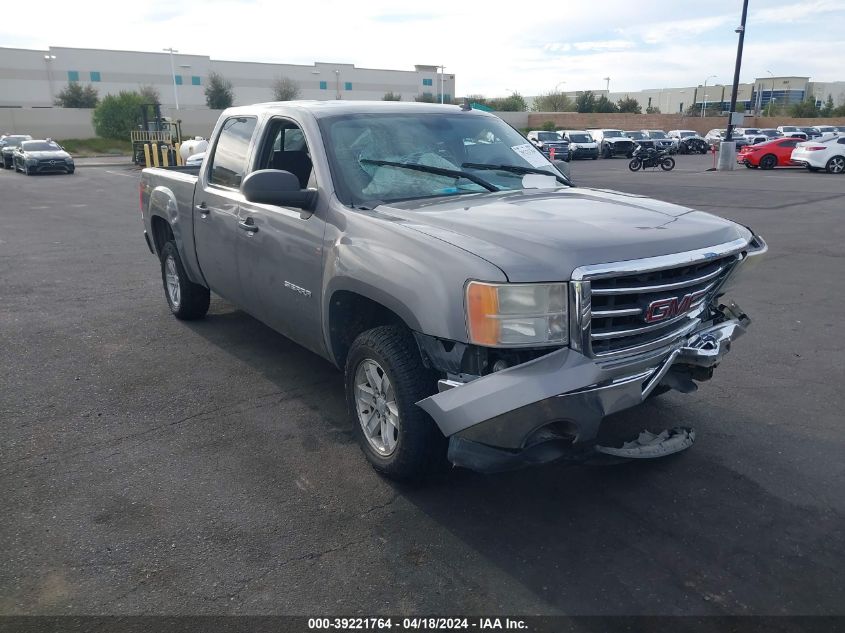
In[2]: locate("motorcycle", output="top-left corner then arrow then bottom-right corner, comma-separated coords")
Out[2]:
628,145 -> 675,172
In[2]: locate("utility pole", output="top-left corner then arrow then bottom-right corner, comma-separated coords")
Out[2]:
719,0 -> 749,171
701,75 -> 717,117
725,0 -> 749,143
603,77 -> 610,94
438,65 -> 445,104
163,47 -> 180,110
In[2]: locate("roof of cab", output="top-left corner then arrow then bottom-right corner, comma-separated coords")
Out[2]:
219,100 -> 493,119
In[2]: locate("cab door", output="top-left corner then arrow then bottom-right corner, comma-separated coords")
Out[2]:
193,116 -> 258,306
235,118 -> 327,356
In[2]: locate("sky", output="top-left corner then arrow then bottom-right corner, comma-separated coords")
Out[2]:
1,0 -> 843,96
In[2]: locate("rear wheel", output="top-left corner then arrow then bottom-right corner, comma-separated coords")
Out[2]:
660,157 -> 676,171
760,154 -> 777,170
825,156 -> 845,174
159,241 -> 210,320
345,325 -> 446,480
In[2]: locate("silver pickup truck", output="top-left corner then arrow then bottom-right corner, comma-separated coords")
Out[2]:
140,101 -> 767,479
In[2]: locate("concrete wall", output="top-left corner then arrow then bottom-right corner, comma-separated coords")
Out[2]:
0,107 -> 223,140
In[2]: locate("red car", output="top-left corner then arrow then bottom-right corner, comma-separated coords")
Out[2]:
737,137 -> 802,169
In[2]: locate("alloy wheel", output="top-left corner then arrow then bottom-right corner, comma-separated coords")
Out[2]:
354,359 -> 399,456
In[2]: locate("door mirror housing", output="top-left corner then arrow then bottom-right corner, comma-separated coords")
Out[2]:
241,169 -> 317,211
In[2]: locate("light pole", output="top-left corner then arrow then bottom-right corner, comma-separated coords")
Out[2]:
44,54 -> 56,104
438,65 -> 446,104
335,70 -> 341,100
766,70 -> 775,117
555,81 -> 566,92
163,47 -> 180,109
701,75 -> 717,117
603,77 -> 610,94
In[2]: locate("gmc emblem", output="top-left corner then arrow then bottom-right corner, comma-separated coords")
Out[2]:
644,289 -> 708,323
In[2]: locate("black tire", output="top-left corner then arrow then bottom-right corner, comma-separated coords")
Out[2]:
159,241 -> 210,320
745,163 -> 755,169
759,154 -> 777,170
825,156 -> 845,174
345,325 -> 447,481
628,158 -> 642,171
699,147 -> 709,155
67,169 -> 75,175
660,157 -> 675,171
807,166 -> 820,172
592,155 -> 598,160
602,145 -> 611,159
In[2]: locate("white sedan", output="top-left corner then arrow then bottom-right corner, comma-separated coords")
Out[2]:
791,136 -> 845,174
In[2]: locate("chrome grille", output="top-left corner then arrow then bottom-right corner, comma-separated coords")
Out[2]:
570,240 -> 749,360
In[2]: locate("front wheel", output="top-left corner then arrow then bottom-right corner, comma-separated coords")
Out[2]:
628,158 -> 642,171
660,157 -> 676,171
159,241 -> 210,320
345,325 -> 446,480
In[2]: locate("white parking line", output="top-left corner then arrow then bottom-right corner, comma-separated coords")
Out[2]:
104,170 -> 136,178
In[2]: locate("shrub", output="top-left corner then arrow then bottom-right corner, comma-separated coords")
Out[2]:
54,83 -> 99,108
205,72 -> 234,109
92,91 -> 145,139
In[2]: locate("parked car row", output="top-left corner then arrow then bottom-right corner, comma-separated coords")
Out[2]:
736,135 -> 845,173
0,134 -> 74,174
528,129 -> 722,161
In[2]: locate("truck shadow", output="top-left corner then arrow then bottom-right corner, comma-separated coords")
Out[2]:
179,300 -> 840,615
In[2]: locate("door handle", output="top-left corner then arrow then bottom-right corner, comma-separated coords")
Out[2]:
196,203 -> 210,216
238,219 -> 258,233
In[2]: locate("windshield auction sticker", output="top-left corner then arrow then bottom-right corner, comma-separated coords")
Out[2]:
510,143 -> 549,168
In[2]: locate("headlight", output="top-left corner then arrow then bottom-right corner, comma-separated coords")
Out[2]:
466,281 -> 568,347
26,158 -> 37,165
65,157 -> 74,164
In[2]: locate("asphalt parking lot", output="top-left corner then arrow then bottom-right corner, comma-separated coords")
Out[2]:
1,154 -> 843,616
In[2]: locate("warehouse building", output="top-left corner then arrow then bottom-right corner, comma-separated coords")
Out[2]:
0,46 -> 455,109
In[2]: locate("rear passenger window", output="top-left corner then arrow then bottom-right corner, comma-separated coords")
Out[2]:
209,116 -> 258,188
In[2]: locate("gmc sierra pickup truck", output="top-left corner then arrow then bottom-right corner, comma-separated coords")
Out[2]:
140,101 -> 767,479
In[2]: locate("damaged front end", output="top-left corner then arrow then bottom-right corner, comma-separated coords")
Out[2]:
416,236 -> 767,473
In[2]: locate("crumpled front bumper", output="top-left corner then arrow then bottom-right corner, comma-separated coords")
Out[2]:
417,302 -> 751,473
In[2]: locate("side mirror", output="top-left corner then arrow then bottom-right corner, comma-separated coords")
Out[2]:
241,169 -> 317,211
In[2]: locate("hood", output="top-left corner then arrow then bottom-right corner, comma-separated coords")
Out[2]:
24,150 -> 71,159
375,188 -> 751,282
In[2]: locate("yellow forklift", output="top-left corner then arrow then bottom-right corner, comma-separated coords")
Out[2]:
131,103 -> 183,166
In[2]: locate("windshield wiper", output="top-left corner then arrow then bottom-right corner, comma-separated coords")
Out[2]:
462,162 -> 570,186
359,159 -> 499,192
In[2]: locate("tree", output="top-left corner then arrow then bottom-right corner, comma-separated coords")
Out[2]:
789,97 -> 820,118
382,91 -> 402,101
575,90 -> 596,113
616,96 -> 641,114
685,102 -> 720,117
415,93 -> 437,103
205,72 -> 234,109
54,83 -> 99,108
271,76 -> 300,101
490,91 -> 527,112
645,105 -> 661,114
464,94 -> 489,107
594,95 -> 619,113
138,85 -> 161,104
820,95 -> 835,118
92,91 -> 145,139
532,91 -> 574,112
